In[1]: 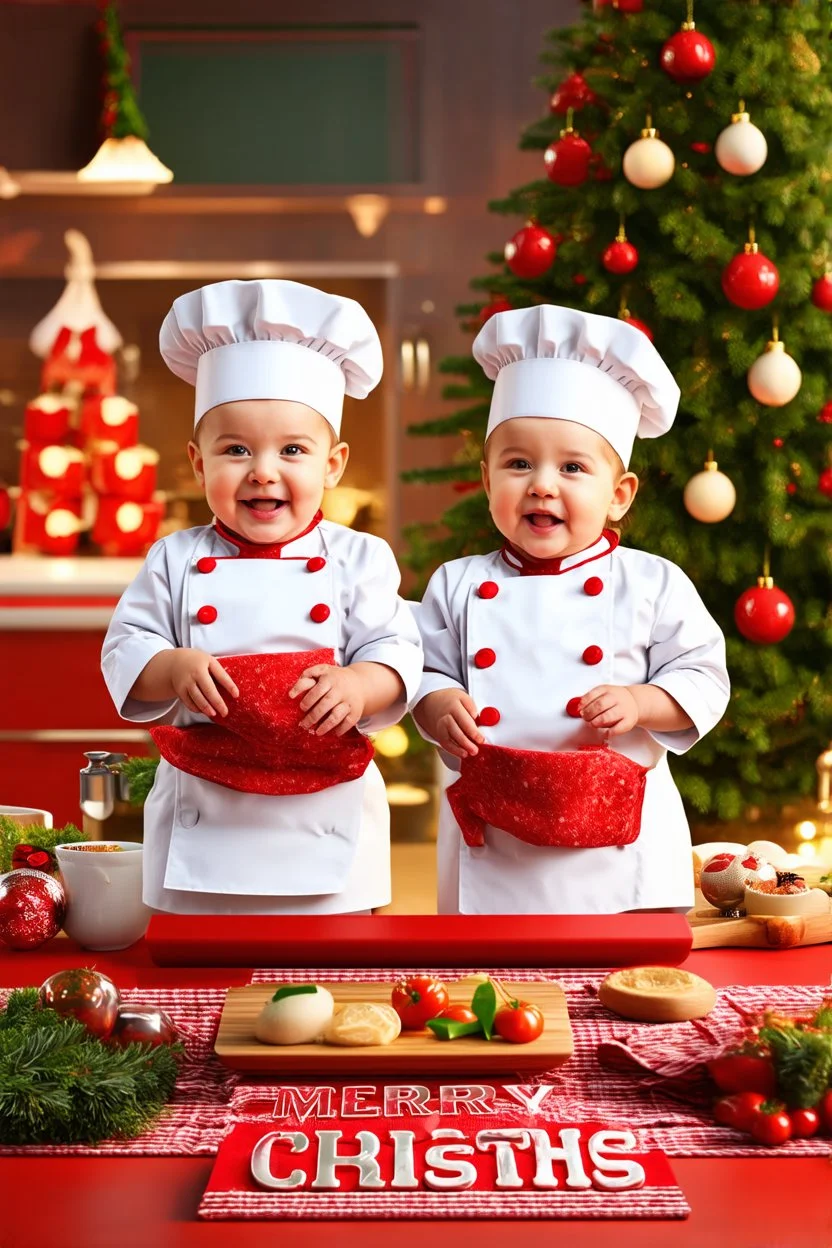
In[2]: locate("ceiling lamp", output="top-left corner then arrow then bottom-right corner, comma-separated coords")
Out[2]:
77,135 -> 172,185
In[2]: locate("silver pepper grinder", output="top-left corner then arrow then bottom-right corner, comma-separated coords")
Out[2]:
80,751 -> 116,821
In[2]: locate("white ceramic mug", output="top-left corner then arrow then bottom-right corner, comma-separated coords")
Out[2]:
55,841 -> 151,951
0,806 -> 53,829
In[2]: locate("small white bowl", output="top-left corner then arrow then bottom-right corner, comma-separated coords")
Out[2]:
744,885 -> 830,918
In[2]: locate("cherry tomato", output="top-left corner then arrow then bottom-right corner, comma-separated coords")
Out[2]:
821,1090 -> 832,1133
749,1104 -> 793,1147
436,1004 -> 478,1024
713,1092 -> 766,1132
391,976 -> 450,1029
789,1107 -> 820,1138
38,968 -> 120,1039
494,1001 -> 545,1044
706,1047 -> 776,1096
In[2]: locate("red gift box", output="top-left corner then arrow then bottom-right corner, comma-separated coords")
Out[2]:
90,443 -> 159,501
82,395 -> 139,448
92,496 -> 163,555
20,443 -> 86,497
23,395 -> 74,445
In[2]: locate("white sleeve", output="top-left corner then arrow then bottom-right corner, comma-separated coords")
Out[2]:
100,539 -> 180,724
645,563 -> 731,755
343,539 -> 423,733
410,562 -> 468,708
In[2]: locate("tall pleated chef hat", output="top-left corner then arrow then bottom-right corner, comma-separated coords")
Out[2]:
159,279 -> 383,433
473,304 -> 680,468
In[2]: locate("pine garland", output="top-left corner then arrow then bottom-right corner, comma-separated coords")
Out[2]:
117,755 -> 159,808
0,989 -> 179,1145
0,820 -> 86,875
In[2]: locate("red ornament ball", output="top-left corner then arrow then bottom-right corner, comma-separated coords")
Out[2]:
615,0 -> 644,11
544,132 -> 592,187
0,869 -> 65,951
549,72 -> 597,115
660,27 -> 717,83
811,274 -> 832,312
11,844 -> 54,873
819,467 -> 832,499
602,239 -> 639,275
477,297 -> 512,327
39,968 -> 121,1038
818,403 -> 832,424
621,316 -> 654,342
721,250 -> 779,310
504,225 -> 558,279
734,582 -> 795,645
690,141 -> 713,155
108,1005 -> 177,1048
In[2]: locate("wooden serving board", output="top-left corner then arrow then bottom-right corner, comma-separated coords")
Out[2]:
215,977 -> 572,1076
688,890 -> 832,950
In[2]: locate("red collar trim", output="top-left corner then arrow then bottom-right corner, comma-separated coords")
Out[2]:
501,529 -> 619,576
214,509 -> 323,559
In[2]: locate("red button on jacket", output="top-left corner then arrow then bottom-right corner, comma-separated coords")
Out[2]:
197,557 -> 217,574
566,696 -> 582,718
307,557 -> 326,572
310,603 -> 331,623
582,645 -> 603,665
474,648 -> 496,669
584,576 -> 604,596
478,581 -> 499,599
197,605 -> 218,625
477,706 -> 501,727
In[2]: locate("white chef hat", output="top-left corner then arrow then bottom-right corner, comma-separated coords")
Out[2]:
159,279 -> 383,433
473,304 -> 680,468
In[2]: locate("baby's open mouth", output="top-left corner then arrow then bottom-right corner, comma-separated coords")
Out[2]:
242,499 -> 286,512
524,513 -> 563,528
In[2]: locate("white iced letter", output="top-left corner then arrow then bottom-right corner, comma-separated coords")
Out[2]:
527,1127 -> 592,1190
588,1130 -> 646,1190
424,1129 -> 477,1190
475,1129 -> 531,1188
250,1131 -> 309,1189
311,1130 -> 385,1189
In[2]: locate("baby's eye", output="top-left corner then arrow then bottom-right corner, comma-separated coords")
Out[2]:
507,458 -> 532,470
562,462 -> 585,474
224,444 -> 249,456
282,444 -> 305,456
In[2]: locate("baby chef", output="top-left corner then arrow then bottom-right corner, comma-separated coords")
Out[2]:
412,304 -> 731,916
102,280 -> 422,915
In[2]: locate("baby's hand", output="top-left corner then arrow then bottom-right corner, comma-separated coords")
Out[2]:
579,685 -> 639,735
170,649 -> 239,718
289,664 -> 365,736
412,689 -> 484,760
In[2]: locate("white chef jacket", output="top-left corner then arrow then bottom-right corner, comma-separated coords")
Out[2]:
413,531 -> 730,915
102,519 -> 422,914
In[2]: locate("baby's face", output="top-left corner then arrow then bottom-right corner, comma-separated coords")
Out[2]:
189,399 -> 347,545
481,418 -> 636,561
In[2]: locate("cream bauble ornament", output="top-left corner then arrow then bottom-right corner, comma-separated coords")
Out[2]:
747,335 -> 802,407
715,107 -> 768,176
683,455 -> 736,523
622,120 -> 675,190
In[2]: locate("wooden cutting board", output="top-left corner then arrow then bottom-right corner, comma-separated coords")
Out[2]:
688,889 -> 832,950
215,976 -> 572,1075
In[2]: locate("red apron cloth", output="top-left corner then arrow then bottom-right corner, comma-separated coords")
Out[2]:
446,743 -> 648,849
151,650 -> 374,796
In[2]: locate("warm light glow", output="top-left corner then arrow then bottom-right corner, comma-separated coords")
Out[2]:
423,197 -> 447,215
373,725 -> 409,758
345,194 -> 390,238
797,840 -> 817,861
114,449 -> 144,480
385,783 -> 430,807
101,396 -> 138,427
322,486 -> 375,528
77,136 -> 173,185
0,166 -> 20,199
31,394 -> 69,414
44,509 -> 78,538
795,820 -> 818,842
116,502 -> 144,533
38,446 -> 72,478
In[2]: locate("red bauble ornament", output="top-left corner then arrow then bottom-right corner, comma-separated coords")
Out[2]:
734,578 -> 795,645
818,402 -> 832,424
660,25 -> 716,83
621,315 -> 653,341
690,141 -> 712,155
544,129 -> 592,187
602,237 -> 639,275
11,844 -> 55,873
549,72 -> 597,115
811,274 -> 832,312
504,224 -> 558,279
477,297 -> 512,327
108,1005 -> 177,1048
39,968 -> 121,1038
615,0 -> 644,11
0,870 -> 65,950
819,467 -> 832,498
721,246 -> 779,310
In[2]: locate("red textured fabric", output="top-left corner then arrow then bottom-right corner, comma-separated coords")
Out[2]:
150,650 -> 374,796
446,743 -> 648,849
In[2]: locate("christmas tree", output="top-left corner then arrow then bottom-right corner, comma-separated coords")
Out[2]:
405,0 -> 832,822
